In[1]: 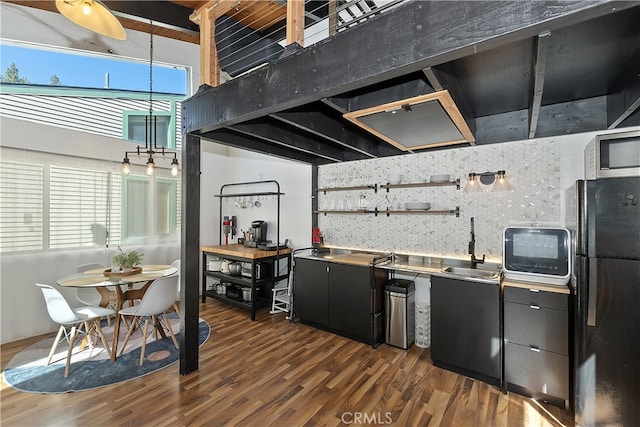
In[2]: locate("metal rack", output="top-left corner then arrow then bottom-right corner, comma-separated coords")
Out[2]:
215,180 -> 285,252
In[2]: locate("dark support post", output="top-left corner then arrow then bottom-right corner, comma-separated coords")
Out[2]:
180,132 -> 200,374
312,164 -> 318,229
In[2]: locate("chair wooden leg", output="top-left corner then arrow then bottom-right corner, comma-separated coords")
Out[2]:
46,325 -> 65,366
172,302 -> 180,316
119,315 -> 137,356
140,319 -> 149,366
93,320 -> 112,359
164,314 -> 179,349
65,326 -> 79,378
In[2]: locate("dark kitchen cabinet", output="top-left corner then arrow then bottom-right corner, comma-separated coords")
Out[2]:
431,275 -> 502,386
503,282 -> 570,410
294,258 -> 329,327
294,257 -> 386,347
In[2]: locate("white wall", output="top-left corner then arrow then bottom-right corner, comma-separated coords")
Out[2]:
200,144 -> 313,249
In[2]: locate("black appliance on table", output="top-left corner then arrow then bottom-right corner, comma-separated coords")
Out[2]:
245,220 -> 268,247
566,177 -> 640,426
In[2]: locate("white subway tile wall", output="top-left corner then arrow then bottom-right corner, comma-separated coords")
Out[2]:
318,138 -> 561,262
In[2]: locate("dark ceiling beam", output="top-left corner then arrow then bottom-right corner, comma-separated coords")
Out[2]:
528,31 -> 552,138
607,49 -> 640,129
422,67 -> 443,91
183,0 -> 629,134
200,129 -> 329,165
476,95 -> 609,144
269,110 -> 404,158
345,78 -> 433,111
229,121 -> 362,163
105,1 -> 199,33
424,66 -> 477,140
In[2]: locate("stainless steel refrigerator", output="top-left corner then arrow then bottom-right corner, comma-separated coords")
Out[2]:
566,177 -> 640,426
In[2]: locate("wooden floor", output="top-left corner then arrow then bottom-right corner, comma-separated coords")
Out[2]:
1,300 -> 574,426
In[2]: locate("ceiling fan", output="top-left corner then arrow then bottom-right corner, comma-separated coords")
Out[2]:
55,0 -> 126,40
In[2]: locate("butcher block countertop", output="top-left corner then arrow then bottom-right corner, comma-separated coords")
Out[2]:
202,243 -> 292,259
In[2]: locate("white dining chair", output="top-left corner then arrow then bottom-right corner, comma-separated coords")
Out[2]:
118,275 -> 179,365
36,283 -> 115,377
75,263 -> 117,325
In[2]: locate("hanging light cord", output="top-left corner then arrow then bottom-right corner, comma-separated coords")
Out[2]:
148,19 -> 153,133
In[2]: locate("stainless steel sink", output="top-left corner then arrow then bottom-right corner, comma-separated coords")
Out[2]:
442,266 -> 500,280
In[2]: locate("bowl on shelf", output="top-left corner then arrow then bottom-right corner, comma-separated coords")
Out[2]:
405,202 -> 431,210
430,174 -> 450,183
388,174 -> 403,185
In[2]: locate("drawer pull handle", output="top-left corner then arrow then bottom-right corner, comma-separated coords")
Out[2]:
529,288 -> 540,293
530,346 -> 541,353
529,304 -> 541,310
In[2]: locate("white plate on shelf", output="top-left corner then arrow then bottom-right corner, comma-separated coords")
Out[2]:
430,174 -> 450,183
405,202 -> 431,210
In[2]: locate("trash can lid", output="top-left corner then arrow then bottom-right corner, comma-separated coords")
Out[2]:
385,278 -> 415,294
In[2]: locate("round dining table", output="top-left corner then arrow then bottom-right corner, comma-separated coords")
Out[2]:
57,264 -> 177,362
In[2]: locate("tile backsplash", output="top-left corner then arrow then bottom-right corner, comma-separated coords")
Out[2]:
317,138 -> 563,262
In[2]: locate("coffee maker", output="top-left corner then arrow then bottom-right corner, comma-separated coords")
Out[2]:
250,220 -> 268,244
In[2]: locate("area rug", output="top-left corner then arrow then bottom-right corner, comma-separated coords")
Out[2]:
2,314 -> 209,394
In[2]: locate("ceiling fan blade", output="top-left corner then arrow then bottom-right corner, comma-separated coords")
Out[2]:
55,0 -> 126,40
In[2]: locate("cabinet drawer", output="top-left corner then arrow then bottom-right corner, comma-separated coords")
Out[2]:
504,286 -> 568,310
504,302 -> 568,354
505,342 -> 568,400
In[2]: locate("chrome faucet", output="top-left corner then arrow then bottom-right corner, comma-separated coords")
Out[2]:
469,217 -> 485,268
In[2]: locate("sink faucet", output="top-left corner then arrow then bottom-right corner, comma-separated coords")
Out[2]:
469,217 -> 485,268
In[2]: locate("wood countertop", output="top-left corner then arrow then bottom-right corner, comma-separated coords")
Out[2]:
503,278 -> 571,294
202,243 -> 292,259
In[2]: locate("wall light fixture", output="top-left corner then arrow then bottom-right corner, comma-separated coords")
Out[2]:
463,170 -> 512,193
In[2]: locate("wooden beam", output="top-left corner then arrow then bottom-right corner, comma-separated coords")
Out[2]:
529,31 -> 551,138
200,129 -> 333,164
286,0 -> 305,46
194,5 -> 219,86
269,110 -> 404,158
180,133 -> 201,375
608,50 -> 640,129
184,0 -> 629,134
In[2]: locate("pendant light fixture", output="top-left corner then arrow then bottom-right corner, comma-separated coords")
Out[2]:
122,20 -> 179,177
55,0 -> 126,40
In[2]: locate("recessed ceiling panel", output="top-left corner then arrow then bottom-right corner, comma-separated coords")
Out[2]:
343,91 -> 475,151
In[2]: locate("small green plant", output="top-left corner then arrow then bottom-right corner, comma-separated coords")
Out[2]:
112,246 -> 143,269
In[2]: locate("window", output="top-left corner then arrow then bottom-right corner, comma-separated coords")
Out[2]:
122,174 -> 179,242
0,149 -> 180,253
49,165 -> 120,249
0,160 -> 44,252
124,112 -> 173,148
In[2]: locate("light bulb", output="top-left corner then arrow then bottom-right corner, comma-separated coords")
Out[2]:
122,159 -> 130,175
493,170 -> 513,192
170,157 -> 179,177
82,1 -> 92,15
146,157 -> 155,175
463,173 -> 481,193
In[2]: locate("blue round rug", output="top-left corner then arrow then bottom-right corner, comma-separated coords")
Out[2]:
2,315 -> 209,394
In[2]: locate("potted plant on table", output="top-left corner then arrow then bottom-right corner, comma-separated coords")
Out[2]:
112,246 -> 143,273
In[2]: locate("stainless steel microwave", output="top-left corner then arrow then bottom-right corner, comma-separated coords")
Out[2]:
503,226 -> 571,286
585,130 -> 640,179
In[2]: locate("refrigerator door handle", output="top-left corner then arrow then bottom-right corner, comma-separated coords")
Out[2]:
587,258 -> 597,326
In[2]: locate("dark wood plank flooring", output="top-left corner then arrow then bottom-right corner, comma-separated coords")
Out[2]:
1,300 -> 574,426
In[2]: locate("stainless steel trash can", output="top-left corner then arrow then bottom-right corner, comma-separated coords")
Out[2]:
385,279 -> 415,349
